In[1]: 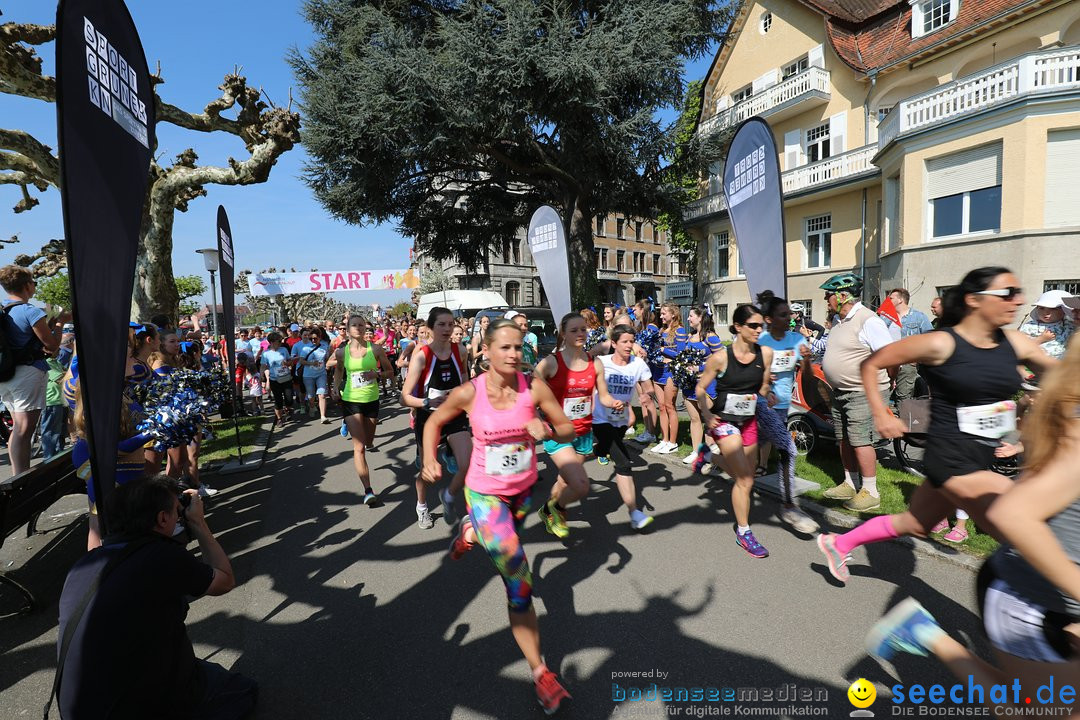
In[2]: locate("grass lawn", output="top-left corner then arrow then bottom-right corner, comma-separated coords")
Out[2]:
626,411 -> 998,557
200,415 -> 266,466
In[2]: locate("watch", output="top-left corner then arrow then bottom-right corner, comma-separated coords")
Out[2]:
422,398 -> 431,410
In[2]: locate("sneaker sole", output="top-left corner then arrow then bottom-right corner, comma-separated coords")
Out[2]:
943,534 -> 968,544
844,501 -> 881,512
631,516 -> 654,531
865,597 -> 926,662
816,534 -> 849,583
735,540 -> 769,558
823,490 -> 857,501
364,495 -> 377,507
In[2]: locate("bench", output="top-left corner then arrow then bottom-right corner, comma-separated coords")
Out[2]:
0,449 -> 84,615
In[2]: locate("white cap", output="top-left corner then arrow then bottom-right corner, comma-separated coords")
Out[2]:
1034,290 -> 1071,308
503,310 -> 523,320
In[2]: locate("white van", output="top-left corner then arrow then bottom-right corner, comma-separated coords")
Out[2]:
417,290 -> 508,320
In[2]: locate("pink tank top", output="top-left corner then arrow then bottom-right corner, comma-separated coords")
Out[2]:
466,372 -> 537,496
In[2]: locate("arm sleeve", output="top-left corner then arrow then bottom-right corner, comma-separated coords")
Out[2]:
117,433 -> 153,453
919,313 -> 933,334
705,334 -> 723,354
663,328 -> 688,358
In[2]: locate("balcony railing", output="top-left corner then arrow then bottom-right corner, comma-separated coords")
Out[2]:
629,273 -> 655,285
878,46 -> 1080,148
699,66 -> 831,135
782,144 -> 878,195
683,191 -> 728,222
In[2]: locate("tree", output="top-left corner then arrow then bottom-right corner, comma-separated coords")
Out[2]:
292,0 -> 732,308
235,268 -> 351,326
34,271 -> 70,309
175,274 -> 207,318
0,12 -> 301,320
415,263 -> 453,296
390,301 -> 413,318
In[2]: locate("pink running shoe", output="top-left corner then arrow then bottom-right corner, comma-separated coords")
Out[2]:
930,519 -> 949,534
943,526 -> 968,544
535,669 -> 571,715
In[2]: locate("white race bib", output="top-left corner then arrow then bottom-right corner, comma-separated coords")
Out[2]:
350,371 -> 375,389
484,443 -> 532,476
608,404 -> 627,423
722,393 -> 757,417
771,350 -> 797,373
563,397 -> 592,420
272,366 -> 291,381
427,387 -> 449,400
956,401 -> 1017,439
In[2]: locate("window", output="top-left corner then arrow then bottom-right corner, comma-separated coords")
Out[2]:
1045,280 -> 1080,295
512,240 -> 520,264
716,304 -> 729,326
782,56 -> 808,81
595,215 -> 606,236
633,252 -> 645,273
652,224 -> 660,244
805,214 -> 832,269
600,248 -> 609,269
732,85 -> 752,104
653,254 -> 662,274
793,299 -> 814,323
713,231 -> 730,279
926,143 -> 1002,240
616,250 -> 625,271
805,123 -> 831,163
760,11 -> 772,34
501,239 -> 511,264
616,218 -> 626,238
506,281 -> 520,306
634,221 -> 643,242
594,249 -> 601,269
913,0 -> 955,38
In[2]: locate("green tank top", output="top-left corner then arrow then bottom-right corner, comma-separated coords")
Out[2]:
341,341 -> 379,403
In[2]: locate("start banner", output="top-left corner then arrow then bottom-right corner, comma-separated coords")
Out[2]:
247,269 -> 420,296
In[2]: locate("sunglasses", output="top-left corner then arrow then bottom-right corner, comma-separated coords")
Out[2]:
975,287 -> 1023,301
742,322 -> 764,330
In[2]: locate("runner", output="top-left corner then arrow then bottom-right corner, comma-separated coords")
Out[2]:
401,307 -> 472,529
593,324 -> 658,530
260,332 -> 296,425
817,267 -> 1053,583
470,315 -> 491,375
293,327 -> 331,423
420,318 -> 574,715
331,315 -> 395,505
696,304 -> 776,558
533,313 -> 596,540
865,334 -> 1080,712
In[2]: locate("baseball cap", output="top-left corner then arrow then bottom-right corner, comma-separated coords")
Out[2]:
503,310 -> 523,320
289,323 -> 300,332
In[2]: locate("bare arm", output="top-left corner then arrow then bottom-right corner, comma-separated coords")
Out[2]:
1004,329 -> 1056,375
862,332 -> 954,437
420,383 -> 475,484
181,490 -> 235,596
332,347 -> 345,397
31,317 -> 60,354
759,346 -> 774,399
533,354 -> 558,381
374,345 -> 395,379
696,351 -> 726,429
531,379 -> 575,443
400,349 -> 429,409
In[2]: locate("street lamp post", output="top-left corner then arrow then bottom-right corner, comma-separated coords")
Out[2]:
195,248 -> 221,339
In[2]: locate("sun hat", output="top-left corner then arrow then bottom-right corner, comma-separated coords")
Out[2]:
1033,290 -> 1071,309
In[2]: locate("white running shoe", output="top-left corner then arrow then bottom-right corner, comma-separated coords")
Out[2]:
197,485 -> 219,498
779,505 -> 819,534
656,441 -> 678,454
681,451 -> 699,464
629,509 -> 654,531
647,442 -> 666,454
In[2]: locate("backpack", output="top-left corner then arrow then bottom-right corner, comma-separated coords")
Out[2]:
0,302 -> 42,382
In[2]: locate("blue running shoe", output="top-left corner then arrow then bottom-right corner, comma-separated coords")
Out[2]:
439,445 -> 458,475
340,421 -> 349,438
865,598 -> 943,665
691,444 -> 711,474
597,455 -> 610,466
734,527 -> 769,558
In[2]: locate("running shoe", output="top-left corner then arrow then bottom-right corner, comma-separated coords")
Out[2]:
865,598 -> 942,665
943,526 -> 968,543
363,490 -> 377,506
823,483 -> 856,501
681,450 -> 699,464
930,519 -> 949,534
816,533 -> 850,583
440,487 -> 457,526
417,508 -> 434,530
197,484 -> 219,498
596,455 -> 610,466
648,441 -> 674,454
340,422 -> 349,439
535,669 -> 571,716
844,488 -> 881,512
691,445 -> 711,475
439,446 -> 458,475
320,417 -> 330,424
539,501 -> 570,539
656,441 -> 678,454
779,505 -> 819,534
735,527 -> 769,558
630,432 -> 656,445
629,509 -> 654,531
448,517 -> 475,560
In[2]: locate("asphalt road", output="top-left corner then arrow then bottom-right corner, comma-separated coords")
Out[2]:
1,400 -> 991,719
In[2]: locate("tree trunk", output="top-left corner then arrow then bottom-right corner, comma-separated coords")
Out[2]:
133,201 -> 179,323
565,195 -> 601,311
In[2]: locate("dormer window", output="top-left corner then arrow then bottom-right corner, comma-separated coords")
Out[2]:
911,0 -> 958,39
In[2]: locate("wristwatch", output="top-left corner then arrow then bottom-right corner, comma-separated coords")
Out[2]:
422,398 -> 431,410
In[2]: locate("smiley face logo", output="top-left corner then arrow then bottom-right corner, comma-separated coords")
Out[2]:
848,678 -> 876,708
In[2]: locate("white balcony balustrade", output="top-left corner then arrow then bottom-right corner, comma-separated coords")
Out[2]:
699,66 -> 831,135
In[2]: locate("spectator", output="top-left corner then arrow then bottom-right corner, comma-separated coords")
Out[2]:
0,265 -> 62,475
1018,290 -> 1074,361
55,475 -> 256,719
929,296 -> 943,329
819,273 -> 895,512
887,288 -> 934,404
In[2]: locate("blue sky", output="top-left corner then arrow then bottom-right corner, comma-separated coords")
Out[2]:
0,1 -> 716,312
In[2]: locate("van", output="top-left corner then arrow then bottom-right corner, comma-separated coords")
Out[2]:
417,290 -> 508,321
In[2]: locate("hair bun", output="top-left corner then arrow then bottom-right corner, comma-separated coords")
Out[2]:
729,325 -> 736,334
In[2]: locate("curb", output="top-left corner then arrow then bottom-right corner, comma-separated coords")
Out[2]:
644,442 -> 983,574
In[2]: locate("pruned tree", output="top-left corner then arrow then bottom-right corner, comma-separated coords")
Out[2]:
235,268 -> 351,326
0,10 -> 301,320
415,263 -> 453,296
292,0 -> 733,308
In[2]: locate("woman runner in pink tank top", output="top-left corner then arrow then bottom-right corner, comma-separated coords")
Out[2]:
420,318 -> 575,715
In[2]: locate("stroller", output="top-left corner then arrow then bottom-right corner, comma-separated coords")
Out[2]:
785,362 -> 837,455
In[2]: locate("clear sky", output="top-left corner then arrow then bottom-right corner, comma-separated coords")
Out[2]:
0,1 -> 717,314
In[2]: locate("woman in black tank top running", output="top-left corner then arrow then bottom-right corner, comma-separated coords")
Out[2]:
816,268 -> 1054,584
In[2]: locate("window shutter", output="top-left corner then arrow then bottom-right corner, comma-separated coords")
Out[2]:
784,129 -> 802,170
829,112 -> 846,155
752,70 -> 777,94
925,143 -> 1002,199
1045,129 -> 1080,227
808,44 -> 825,68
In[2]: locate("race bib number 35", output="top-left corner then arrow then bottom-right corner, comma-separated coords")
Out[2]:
956,401 -> 1017,439
484,443 -> 532,476
723,393 -> 757,417
771,350 -> 797,373
563,397 -> 592,420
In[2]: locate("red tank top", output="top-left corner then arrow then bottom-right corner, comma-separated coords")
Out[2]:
546,351 -> 596,436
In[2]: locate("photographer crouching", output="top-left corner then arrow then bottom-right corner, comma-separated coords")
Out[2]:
51,475 -> 257,719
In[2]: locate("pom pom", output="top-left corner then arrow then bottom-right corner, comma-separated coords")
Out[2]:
132,369 -> 230,450
671,348 -> 708,395
585,327 -> 607,352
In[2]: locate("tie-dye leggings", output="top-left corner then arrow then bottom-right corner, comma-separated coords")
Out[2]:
755,402 -> 797,505
464,486 -> 535,613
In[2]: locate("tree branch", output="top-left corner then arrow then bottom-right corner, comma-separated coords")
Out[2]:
0,19 -> 56,101
155,72 -> 271,150
0,128 -> 59,183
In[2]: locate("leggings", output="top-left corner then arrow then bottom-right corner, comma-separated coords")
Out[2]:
464,486 -> 534,613
269,379 -> 293,410
755,403 -> 797,505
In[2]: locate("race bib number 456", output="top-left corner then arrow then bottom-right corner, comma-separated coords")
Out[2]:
484,443 -> 532,476
956,401 -> 1017,439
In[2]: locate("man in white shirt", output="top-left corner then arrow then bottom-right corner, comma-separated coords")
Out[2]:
819,274 -> 895,512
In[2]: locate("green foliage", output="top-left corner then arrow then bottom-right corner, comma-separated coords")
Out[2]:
175,275 -> 207,318
416,264 -> 454,296
292,0 -> 734,307
35,273 -> 72,309
390,301 -> 414,318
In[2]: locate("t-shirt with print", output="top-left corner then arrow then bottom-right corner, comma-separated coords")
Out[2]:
759,331 -> 809,409
593,354 -> 652,427
2,300 -> 47,371
260,348 -> 292,382
292,341 -> 330,379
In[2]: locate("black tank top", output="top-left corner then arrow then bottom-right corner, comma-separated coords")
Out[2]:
712,343 -> 766,423
920,328 -> 1021,442
417,345 -> 464,421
